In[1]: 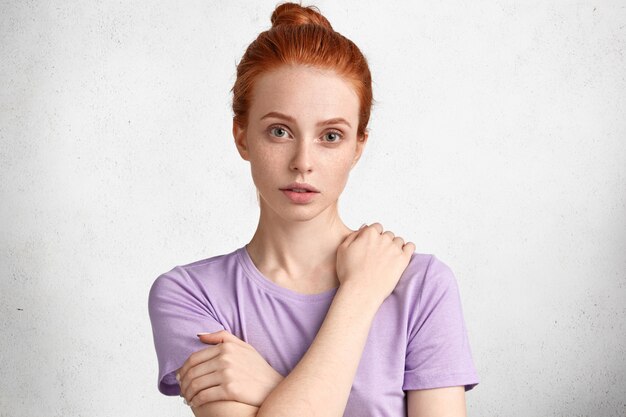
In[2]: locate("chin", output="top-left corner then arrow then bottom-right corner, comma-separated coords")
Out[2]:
260,194 -> 338,222
278,204 -> 325,221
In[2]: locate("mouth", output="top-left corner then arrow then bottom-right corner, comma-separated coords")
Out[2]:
281,189 -> 319,204
280,182 -> 320,193
281,188 -> 318,193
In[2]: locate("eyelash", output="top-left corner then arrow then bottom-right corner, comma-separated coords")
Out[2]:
268,125 -> 344,143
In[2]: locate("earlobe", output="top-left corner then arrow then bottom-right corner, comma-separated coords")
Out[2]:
233,121 -> 250,161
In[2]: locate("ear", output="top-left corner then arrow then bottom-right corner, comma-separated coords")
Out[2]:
233,120 -> 250,161
351,130 -> 369,169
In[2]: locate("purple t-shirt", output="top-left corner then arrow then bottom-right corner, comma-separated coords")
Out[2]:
148,245 -> 479,416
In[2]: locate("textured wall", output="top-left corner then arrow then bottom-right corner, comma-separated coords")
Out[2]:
1,1 -> 625,416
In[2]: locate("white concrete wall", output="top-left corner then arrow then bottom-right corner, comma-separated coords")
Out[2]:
1,1 -> 625,415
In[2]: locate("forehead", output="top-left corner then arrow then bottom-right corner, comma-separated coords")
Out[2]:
249,65 -> 360,124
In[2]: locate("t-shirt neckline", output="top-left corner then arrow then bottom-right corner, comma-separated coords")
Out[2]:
236,245 -> 339,303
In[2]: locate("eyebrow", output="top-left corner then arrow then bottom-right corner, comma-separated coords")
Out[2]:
260,111 -> 352,129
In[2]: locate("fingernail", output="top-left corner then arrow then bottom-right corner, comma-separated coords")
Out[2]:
197,332 -> 212,337
176,373 -> 180,382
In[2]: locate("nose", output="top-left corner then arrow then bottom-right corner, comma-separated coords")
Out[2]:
289,139 -> 313,173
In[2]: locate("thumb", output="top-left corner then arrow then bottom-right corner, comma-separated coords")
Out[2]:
197,329 -> 243,346
340,223 -> 367,249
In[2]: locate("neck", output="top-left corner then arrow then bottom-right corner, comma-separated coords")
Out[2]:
245,200 -> 354,293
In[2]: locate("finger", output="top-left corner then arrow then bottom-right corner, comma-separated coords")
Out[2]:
392,236 -> 405,247
182,372 -> 223,406
382,230 -> 395,240
180,360 -> 221,399
189,385 -> 230,408
197,332 -> 223,345
178,345 -> 220,382
402,241 -> 416,257
198,330 -> 248,348
340,225 -> 365,248
370,222 -> 384,234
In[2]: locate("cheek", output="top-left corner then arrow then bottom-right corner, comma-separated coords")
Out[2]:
321,153 -> 355,189
249,156 -> 273,185
328,148 -> 355,170
247,142 -> 282,186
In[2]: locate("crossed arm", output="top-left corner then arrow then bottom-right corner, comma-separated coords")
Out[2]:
187,387 -> 466,417
176,226 -> 468,416
177,284 -> 467,417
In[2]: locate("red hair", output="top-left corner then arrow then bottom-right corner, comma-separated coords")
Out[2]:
231,2 -> 373,137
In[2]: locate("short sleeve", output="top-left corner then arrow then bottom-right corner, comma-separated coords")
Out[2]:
403,255 -> 479,391
148,266 -> 225,395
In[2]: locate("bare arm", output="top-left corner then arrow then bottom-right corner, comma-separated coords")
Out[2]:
191,401 -> 258,417
255,283 -> 380,417
188,223 -> 413,417
407,386 -> 467,417
189,284 -> 379,417
251,222 -> 414,417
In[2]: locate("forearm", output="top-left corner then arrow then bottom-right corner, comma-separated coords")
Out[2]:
191,401 -> 259,417
256,284 -> 381,417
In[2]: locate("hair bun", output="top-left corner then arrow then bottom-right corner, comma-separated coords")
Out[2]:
271,2 -> 333,30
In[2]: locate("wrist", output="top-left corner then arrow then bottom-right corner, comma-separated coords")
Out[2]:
336,281 -> 383,315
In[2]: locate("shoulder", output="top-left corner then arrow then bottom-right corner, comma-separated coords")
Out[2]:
397,252 -> 458,295
148,248 -> 242,310
388,251 -> 464,322
150,248 -> 239,291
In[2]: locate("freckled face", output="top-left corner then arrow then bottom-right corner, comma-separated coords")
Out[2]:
234,64 -> 366,221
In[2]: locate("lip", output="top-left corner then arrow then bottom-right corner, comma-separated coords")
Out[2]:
279,182 -> 320,193
281,189 -> 318,204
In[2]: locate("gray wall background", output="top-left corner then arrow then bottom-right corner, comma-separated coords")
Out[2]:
1,1 -> 625,416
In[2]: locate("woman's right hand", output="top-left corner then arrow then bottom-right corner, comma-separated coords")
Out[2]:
336,222 -> 415,306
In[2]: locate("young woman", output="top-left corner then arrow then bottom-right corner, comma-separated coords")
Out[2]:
148,3 -> 479,416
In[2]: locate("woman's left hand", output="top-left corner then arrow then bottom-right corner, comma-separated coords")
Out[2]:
177,330 -> 284,408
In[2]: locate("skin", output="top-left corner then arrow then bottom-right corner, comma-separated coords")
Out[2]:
176,64 -> 467,416
237,64 -> 367,296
